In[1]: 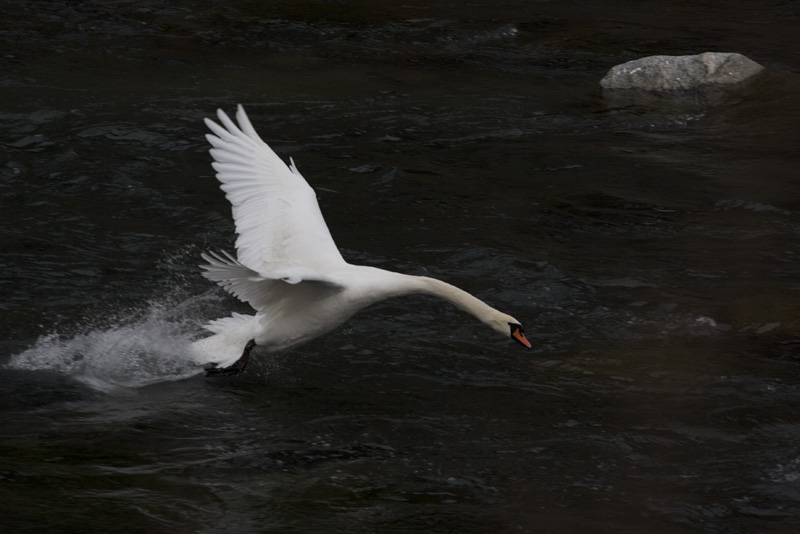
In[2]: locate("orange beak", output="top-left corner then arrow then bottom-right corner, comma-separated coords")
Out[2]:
512,328 -> 532,349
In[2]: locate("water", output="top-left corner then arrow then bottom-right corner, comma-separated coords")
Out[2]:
2,1 -> 800,532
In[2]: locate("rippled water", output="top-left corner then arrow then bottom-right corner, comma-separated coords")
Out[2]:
2,1 -> 800,532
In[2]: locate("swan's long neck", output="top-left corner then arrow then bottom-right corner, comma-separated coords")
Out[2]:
412,275 -> 502,322
370,272 -> 512,335
352,267 -> 515,335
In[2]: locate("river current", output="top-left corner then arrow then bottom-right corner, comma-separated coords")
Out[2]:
2,1 -> 800,532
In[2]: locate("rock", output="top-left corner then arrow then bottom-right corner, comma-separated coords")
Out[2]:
600,52 -> 764,93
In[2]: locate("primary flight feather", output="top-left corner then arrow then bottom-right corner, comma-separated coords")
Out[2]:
192,105 -> 531,376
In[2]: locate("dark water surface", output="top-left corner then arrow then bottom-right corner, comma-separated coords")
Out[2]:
2,1 -> 800,532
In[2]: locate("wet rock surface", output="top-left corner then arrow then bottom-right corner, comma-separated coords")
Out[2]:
601,52 -> 765,92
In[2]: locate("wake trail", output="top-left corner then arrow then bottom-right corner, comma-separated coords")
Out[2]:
8,291 -> 221,391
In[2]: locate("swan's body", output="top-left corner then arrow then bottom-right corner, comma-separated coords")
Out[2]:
191,105 -> 530,375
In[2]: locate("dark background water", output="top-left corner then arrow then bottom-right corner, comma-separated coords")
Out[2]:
2,1 -> 800,532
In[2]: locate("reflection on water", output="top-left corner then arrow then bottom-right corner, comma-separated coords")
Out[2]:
2,1 -> 800,532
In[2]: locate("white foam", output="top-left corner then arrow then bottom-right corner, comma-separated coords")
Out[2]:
8,293 -> 217,391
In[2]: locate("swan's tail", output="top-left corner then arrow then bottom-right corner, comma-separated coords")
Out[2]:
201,311 -> 253,334
190,312 -> 257,368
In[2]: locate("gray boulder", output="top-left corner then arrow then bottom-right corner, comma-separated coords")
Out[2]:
600,52 -> 764,93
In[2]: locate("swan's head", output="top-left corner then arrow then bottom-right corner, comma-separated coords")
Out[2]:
489,314 -> 532,349
508,322 -> 532,349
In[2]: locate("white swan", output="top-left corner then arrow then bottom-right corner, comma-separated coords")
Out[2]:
192,105 -> 531,376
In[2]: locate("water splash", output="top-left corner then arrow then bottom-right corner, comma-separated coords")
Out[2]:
7,292 -> 218,391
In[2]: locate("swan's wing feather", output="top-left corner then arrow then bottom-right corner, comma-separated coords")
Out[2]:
200,251 -> 343,313
234,104 -> 260,137
205,105 -> 345,274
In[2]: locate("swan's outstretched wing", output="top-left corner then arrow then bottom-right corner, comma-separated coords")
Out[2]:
204,104 -> 346,273
200,251 -> 343,315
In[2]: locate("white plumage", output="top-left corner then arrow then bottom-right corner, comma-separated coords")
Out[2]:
191,105 -> 530,375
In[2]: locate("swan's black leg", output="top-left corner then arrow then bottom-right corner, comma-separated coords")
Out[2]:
205,339 -> 256,377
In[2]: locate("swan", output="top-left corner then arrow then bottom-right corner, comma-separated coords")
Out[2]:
191,105 -> 531,376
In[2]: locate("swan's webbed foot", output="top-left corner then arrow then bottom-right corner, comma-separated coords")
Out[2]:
204,339 -> 256,377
